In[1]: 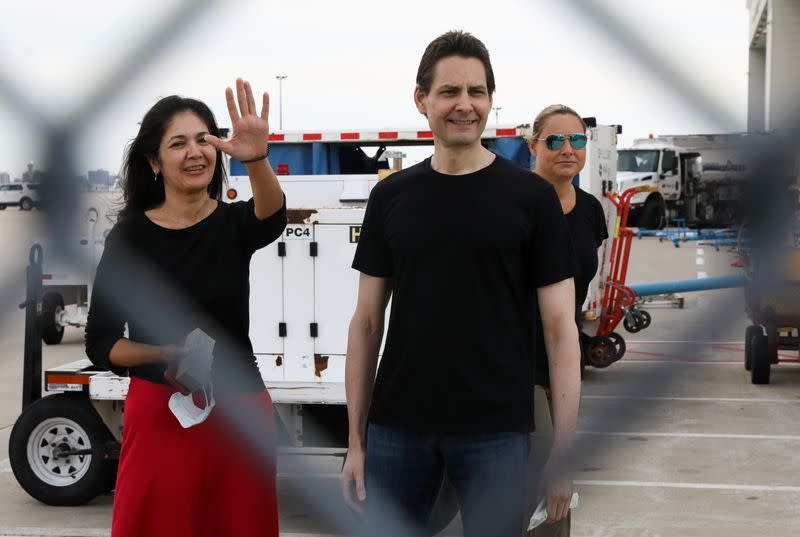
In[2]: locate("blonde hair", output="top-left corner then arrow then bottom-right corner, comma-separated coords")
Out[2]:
530,104 -> 587,140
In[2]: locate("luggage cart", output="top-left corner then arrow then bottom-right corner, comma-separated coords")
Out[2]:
586,186 -> 655,368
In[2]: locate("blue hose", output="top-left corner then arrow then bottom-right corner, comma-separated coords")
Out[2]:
629,275 -> 745,297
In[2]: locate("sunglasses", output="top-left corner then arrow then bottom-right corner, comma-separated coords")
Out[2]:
536,133 -> 588,151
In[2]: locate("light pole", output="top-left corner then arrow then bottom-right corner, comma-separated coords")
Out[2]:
275,75 -> 287,131
492,106 -> 502,126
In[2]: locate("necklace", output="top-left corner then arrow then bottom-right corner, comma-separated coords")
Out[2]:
156,198 -> 214,229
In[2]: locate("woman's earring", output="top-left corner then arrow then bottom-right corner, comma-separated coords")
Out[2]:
153,170 -> 159,182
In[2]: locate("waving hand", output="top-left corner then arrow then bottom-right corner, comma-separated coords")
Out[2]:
205,78 -> 269,162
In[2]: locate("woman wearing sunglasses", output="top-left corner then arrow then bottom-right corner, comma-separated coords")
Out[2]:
525,104 -> 608,537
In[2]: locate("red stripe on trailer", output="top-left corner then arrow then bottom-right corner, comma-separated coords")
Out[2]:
341,132 -> 360,140
46,374 -> 89,385
379,131 -> 398,140
417,131 -> 434,139
496,128 -> 517,136
303,133 -> 322,141
42,274 -> 52,280
268,134 -> 285,141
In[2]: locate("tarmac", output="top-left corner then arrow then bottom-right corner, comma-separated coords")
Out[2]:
1,206 -> 799,536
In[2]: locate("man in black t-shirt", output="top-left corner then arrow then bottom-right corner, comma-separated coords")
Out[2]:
340,31 -> 581,537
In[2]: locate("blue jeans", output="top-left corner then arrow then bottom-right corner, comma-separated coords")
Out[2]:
362,422 -> 529,537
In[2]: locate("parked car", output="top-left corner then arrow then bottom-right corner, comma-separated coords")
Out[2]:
0,183 -> 40,210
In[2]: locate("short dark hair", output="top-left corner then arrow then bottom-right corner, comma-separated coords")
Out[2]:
119,96 -> 226,219
416,30 -> 495,95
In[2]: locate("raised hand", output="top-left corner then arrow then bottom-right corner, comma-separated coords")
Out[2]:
205,78 -> 270,162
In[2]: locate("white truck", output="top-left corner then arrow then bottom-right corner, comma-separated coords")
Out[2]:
617,133 -> 756,229
10,123 -> 619,532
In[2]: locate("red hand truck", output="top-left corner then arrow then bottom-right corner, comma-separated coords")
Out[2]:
585,186 -> 657,368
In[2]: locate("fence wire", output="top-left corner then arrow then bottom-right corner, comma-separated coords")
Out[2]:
1,0 -> 798,535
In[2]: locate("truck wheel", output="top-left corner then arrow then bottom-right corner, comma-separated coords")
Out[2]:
639,199 -> 664,230
9,394 -> 117,506
0,204 -> 6,210
427,476 -> 459,536
744,325 -> 762,371
20,197 -> 34,211
41,292 -> 65,345
750,333 -> 770,385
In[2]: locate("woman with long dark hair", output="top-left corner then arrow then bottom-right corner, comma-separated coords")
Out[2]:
86,79 -> 286,536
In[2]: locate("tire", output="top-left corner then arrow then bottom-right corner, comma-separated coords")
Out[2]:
623,317 -> 642,333
607,332 -> 627,362
0,204 -> 6,210
750,333 -> 770,385
586,336 -> 617,368
20,197 -> 33,211
426,476 -> 459,536
639,198 -> 664,230
639,310 -> 651,330
744,325 -> 762,371
41,292 -> 65,345
9,394 -> 117,506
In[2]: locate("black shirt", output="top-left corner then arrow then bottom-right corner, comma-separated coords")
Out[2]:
352,156 -> 576,433
85,198 -> 287,394
535,185 -> 608,386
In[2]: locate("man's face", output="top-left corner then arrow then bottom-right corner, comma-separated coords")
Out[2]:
414,56 -> 492,149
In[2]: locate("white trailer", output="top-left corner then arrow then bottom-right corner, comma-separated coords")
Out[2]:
10,123 -> 619,530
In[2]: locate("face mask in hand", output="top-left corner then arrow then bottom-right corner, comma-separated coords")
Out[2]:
168,385 -> 215,428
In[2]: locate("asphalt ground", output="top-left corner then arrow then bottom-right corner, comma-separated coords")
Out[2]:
1,207 -> 799,536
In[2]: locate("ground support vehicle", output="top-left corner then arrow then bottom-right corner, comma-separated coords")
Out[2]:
0,182 -> 41,210
617,133 -> 760,229
741,229 -> 800,385
585,186 -> 655,368
32,208 -> 105,346
10,124 -> 621,530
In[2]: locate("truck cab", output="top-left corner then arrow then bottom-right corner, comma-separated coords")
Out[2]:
617,141 -> 702,229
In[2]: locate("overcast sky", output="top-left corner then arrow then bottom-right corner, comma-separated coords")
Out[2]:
0,0 -> 749,177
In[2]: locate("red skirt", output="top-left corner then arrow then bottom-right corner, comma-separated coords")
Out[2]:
111,377 -> 278,537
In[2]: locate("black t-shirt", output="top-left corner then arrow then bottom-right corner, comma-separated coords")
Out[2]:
85,198 -> 287,394
535,185 -> 608,386
352,156 -> 576,433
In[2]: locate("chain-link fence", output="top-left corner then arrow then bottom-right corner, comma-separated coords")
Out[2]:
1,0 -> 798,535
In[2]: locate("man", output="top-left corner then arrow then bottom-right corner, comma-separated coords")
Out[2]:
340,30 -> 581,537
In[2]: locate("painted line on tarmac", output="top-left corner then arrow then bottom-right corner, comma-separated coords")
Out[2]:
0,529 -> 109,537
582,395 -> 800,404
621,359 -> 740,364
577,431 -> 800,441
625,340 -> 745,345
0,458 -> 10,473
0,530 -> 335,537
620,359 -> 799,365
278,472 -> 340,479
575,479 -> 800,493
